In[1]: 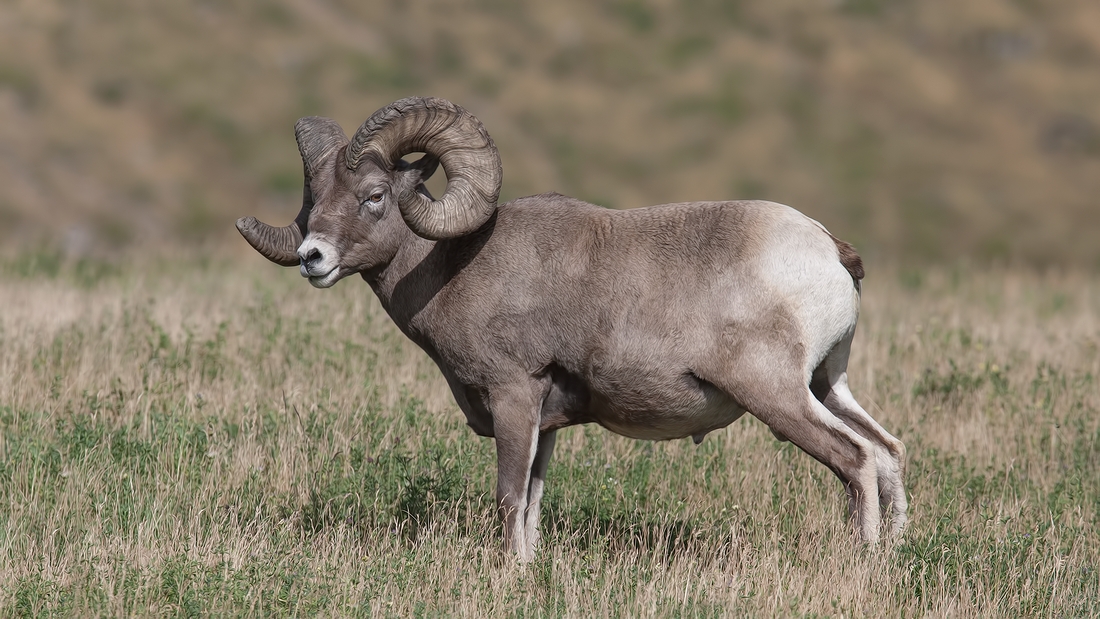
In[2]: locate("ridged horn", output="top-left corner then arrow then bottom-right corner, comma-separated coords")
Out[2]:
236,117 -> 347,266
344,97 -> 502,240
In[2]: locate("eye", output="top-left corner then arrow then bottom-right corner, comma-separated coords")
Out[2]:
359,192 -> 385,209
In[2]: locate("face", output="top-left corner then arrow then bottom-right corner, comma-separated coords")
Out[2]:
296,154 -> 422,288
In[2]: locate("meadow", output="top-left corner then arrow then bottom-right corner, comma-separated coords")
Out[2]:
3,1 -> 1099,616
0,254 -> 1096,617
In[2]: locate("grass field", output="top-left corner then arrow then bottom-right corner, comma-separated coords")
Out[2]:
1,255 -> 1098,617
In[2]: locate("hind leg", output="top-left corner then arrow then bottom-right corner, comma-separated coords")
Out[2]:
711,364 -> 883,543
823,377 -> 908,535
815,340 -> 908,535
770,388 -> 882,542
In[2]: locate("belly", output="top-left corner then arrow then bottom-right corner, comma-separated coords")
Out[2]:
587,368 -> 747,441
537,361 -> 746,440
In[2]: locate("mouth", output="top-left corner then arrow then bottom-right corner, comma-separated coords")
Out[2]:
301,264 -> 341,288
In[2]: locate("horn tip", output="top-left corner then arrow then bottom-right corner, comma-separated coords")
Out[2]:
235,216 -> 301,267
235,216 -> 257,234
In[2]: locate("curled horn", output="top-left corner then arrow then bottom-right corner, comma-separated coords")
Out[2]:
236,117 -> 347,266
344,97 -> 502,240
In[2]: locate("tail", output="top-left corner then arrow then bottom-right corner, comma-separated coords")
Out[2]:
828,233 -> 864,286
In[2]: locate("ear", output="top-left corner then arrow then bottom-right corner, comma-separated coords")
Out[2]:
406,154 -> 440,183
394,154 -> 441,200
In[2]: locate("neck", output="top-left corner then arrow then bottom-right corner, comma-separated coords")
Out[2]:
360,212 -> 497,340
363,232 -> 431,302
359,227 -> 446,344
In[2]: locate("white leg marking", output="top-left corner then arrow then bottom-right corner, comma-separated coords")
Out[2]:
826,376 -> 908,535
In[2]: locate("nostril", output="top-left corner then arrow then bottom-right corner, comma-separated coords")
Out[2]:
304,248 -> 322,265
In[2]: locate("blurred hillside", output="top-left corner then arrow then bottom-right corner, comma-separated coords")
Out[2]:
1,0 -> 1098,266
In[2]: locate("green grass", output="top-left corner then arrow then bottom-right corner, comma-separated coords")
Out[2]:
1,258 -> 1098,616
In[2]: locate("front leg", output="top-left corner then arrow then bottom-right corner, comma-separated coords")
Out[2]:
524,430 -> 557,558
491,385 -> 543,562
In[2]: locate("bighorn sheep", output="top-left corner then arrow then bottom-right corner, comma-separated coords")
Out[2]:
237,96 -> 908,561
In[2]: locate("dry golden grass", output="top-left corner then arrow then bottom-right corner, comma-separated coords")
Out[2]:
0,255 -> 1097,616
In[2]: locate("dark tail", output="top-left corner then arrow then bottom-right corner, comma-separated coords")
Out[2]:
829,233 -> 864,283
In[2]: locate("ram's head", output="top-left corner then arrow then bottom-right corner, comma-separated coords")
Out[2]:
236,97 -> 502,287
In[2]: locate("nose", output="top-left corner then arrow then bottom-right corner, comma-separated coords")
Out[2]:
297,237 -> 338,279
301,246 -> 322,267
